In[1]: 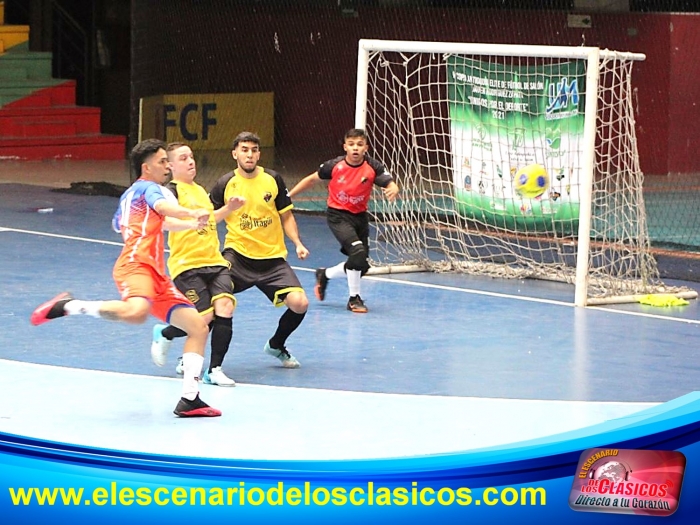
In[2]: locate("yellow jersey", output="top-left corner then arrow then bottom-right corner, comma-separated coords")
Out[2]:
209,167 -> 293,260
165,180 -> 227,279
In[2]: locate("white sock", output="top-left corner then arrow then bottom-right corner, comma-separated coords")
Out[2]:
181,352 -> 204,401
347,270 -> 362,297
325,261 -> 346,280
64,300 -> 103,318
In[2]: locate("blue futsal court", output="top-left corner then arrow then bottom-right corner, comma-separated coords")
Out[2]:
1,182 -> 700,460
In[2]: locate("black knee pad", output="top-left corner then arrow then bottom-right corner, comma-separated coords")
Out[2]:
346,243 -> 369,273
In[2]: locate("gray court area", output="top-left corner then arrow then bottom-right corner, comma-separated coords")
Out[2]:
1,180 -> 699,459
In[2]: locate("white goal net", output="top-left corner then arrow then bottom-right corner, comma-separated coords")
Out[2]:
356,40 -> 696,306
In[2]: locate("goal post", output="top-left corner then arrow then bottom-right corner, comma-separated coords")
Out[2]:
355,39 -> 697,307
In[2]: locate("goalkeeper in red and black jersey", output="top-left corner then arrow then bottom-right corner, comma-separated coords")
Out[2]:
289,128 -> 399,313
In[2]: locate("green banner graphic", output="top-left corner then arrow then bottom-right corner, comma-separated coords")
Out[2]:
447,56 -> 586,232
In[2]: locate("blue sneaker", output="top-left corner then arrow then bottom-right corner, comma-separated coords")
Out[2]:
202,366 -> 236,387
264,341 -> 301,368
150,324 -> 171,367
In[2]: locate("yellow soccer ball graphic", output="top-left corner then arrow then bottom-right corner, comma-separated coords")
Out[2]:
514,164 -> 550,199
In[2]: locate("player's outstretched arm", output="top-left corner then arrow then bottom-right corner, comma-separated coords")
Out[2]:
154,199 -> 208,222
288,172 -> 321,199
163,216 -> 201,231
280,210 -> 309,260
213,196 -> 246,223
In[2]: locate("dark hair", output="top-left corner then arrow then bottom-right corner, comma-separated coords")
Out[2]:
232,131 -> 261,150
131,138 -> 166,176
344,128 -> 367,141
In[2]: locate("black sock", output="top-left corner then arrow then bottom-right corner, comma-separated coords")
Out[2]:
163,325 -> 187,340
209,315 -> 232,370
269,309 -> 306,350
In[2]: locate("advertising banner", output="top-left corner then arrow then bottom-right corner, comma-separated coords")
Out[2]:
448,56 -> 585,232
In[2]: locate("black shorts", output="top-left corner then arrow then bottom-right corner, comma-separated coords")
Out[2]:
222,248 -> 304,307
172,265 -> 234,314
326,207 -> 369,256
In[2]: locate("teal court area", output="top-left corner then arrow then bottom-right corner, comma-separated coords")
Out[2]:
1,181 -> 699,461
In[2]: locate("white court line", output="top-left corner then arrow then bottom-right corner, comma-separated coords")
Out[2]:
296,265 -> 700,325
1,227 -> 125,247
4,225 -> 700,325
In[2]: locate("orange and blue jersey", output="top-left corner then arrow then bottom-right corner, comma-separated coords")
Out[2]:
112,179 -> 170,276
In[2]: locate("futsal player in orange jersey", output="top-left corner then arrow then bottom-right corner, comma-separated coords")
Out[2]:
289,128 -> 399,313
30,139 -> 224,418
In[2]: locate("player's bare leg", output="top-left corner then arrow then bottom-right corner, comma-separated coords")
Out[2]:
31,294 -> 220,417
31,294 -> 152,325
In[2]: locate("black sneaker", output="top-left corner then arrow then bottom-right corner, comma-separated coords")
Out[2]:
173,394 -> 222,418
314,268 -> 329,301
30,292 -> 73,326
347,295 -> 368,313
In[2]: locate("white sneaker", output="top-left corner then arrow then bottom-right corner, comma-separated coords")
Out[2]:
175,356 -> 184,375
202,366 -> 236,387
264,341 -> 301,369
150,324 -> 171,367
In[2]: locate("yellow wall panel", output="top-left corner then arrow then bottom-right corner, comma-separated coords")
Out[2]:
140,92 -> 274,150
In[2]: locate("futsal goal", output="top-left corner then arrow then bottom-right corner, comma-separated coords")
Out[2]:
356,39 -> 697,307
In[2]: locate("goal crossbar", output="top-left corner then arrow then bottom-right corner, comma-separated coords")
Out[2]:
357,39 -> 646,61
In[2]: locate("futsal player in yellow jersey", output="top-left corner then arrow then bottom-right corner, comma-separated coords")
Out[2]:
208,131 -> 310,368
150,142 -> 245,386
